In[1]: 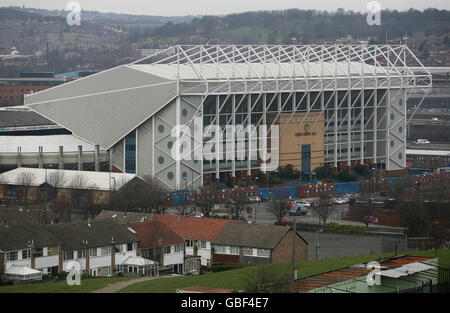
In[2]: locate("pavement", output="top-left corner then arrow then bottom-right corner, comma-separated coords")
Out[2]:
92,276 -> 172,293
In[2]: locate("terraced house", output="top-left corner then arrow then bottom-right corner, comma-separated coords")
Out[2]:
211,223 -> 308,265
45,220 -> 139,277
0,221 -> 61,280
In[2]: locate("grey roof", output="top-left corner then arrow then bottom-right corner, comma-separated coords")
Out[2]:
25,65 -> 177,149
94,209 -> 154,225
0,110 -> 55,127
0,207 -> 58,225
46,219 -> 138,251
0,221 -> 59,251
212,223 -> 308,250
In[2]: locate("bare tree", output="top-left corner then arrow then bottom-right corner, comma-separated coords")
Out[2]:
175,204 -> 191,216
69,173 -> 88,220
16,171 -> 37,210
47,170 -> 67,202
228,190 -> 249,220
268,198 -> 289,221
312,192 -> 337,225
193,184 -> 221,217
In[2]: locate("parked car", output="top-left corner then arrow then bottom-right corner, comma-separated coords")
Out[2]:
289,208 -> 306,216
249,196 -> 262,203
274,218 -> 293,226
294,199 -> 311,208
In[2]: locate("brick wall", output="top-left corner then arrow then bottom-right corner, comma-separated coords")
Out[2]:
271,229 -> 308,264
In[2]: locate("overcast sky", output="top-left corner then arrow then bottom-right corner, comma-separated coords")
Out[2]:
2,0 -> 449,16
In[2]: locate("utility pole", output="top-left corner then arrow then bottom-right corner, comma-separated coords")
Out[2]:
291,217 -> 297,292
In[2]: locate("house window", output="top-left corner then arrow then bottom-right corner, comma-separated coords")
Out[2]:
189,260 -> 197,271
101,247 -> 111,256
6,251 -> 17,261
244,248 -> 254,256
22,249 -> 31,260
100,266 -> 111,276
214,245 -> 224,253
77,249 -> 86,259
127,243 -> 134,251
34,248 -> 44,257
174,244 -> 183,253
125,130 -> 136,174
63,251 -> 74,261
115,244 -> 123,252
256,249 -> 270,258
198,241 -> 206,249
90,248 -> 98,257
230,246 -> 239,255
164,246 -> 171,254
185,240 -> 194,247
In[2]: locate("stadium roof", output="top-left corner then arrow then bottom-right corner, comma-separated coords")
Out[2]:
24,45 -> 431,150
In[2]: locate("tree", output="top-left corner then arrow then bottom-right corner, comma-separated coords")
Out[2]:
268,198 -> 289,221
175,204 -> 191,216
16,171 -> 37,210
312,192 -> 337,225
69,173 -> 88,220
228,190 -> 249,220
193,183 -> 221,217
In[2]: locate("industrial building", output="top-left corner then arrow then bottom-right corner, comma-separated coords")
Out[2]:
21,45 -> 431,190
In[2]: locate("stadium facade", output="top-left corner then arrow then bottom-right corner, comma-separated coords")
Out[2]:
24,45 -> 432,190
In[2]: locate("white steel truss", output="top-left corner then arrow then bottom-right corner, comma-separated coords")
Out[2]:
132,45 -> 430,185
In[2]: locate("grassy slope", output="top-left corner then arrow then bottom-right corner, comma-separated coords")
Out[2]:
120,249 -> 449,293
0,276 -> 136,293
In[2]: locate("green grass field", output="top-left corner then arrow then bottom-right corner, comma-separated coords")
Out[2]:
0,276 -> 136,293
120,249 -> 449,293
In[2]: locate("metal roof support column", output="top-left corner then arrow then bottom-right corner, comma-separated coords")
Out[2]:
38,146 -> 43,169
373,89 -> 378,167
216,95 -> 220,183
347,89 -> 351,168
247,94 -> 252,179
17,146 -> 21,168
152,116 -> 155,178
333,87 -> 338,169
77,145 -> 83,171
360,88 -> 365,165
94,145 -> 100,172
109,148 -> 113,172
176,96 -> 181,189
231,94 -> 236,184
59,146 -> 64,170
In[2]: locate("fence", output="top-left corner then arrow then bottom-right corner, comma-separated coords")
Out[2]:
258,185 -> 298,200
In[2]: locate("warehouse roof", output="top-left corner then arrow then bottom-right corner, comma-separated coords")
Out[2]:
0,135 -> 99,153
0,167 -> 139,191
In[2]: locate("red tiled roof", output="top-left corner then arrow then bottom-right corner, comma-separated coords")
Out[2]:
155,215 -> 242,241
126,220 -> 184,249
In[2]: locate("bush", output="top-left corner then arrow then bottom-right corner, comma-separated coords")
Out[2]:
325,222 -> 367,234
211,262 -> 246,273
57,271 -> 68,280
314,165 -> 334,179
335,171 -> 358,182
41,274 -> 52,281
81,272 -> 92,280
